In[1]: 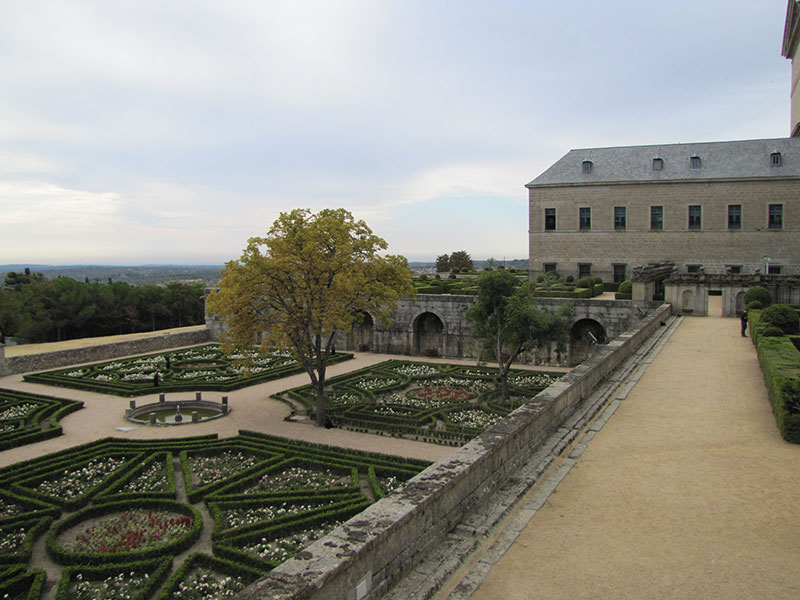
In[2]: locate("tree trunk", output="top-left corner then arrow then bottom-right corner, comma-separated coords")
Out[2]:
314,380 -> 327,427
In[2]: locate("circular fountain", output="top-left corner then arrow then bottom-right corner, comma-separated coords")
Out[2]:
126,394 -> 229,426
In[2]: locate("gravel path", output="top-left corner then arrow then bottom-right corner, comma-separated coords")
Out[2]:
465,316 -> 800,600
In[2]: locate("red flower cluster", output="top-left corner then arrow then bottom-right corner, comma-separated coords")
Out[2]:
69,509 -> 192,554
406,387 -> 476,403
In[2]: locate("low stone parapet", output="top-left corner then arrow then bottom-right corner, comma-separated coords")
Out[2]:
1,329 -> 211,376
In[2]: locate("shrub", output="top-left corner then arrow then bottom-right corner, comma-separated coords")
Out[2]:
748,300 -> 763,310
591,276 -> 603,285
576,277 -> 593,289
761,326 -> 784,337
565,275 -> 574,283
617,280 -> 633,295
744,286 -> 772,308
760,304 -> 800,334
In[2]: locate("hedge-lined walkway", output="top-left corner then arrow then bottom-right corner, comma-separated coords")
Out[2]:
464,315 -> 800,600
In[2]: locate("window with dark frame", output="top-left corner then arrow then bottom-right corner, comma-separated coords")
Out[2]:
690,156 -> 701,169
768,265 -> 782,275
770,152 -> 782,167
579,207 -> 591,230
652,157 -> 663,171
544,208 -> 556,230
688,205 -> 702,230
614,206 -> 626,230
613,264 -> 627,284
582,160 -> 593,173
543,263 -> 557,274
686,264 -> 702,273
578,263 -> 592,279
650,205 -> 663,230
768,204 -> 783,229
727,265 -> 742,274
727,204 -> 742,230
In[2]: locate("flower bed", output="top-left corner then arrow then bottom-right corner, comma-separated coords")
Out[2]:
276,360 -> 564,445
22,344 -> 353,397
0,432 -> 430,597
0,389 -> 83,451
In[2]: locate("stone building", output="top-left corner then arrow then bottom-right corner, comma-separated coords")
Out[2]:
783,0 -> 800,136
526,137 -> 800,283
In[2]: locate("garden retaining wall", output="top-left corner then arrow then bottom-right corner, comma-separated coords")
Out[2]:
0,329 -> 211,377
236,303 -> 672,600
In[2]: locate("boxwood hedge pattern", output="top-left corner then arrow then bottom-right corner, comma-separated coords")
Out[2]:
22,344 -> 353,397
0,432 -> 429,599
0,389 -> 83,451
275,360 -> 564,446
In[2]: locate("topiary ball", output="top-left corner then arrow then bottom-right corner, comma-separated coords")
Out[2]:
760,304 -> 800,334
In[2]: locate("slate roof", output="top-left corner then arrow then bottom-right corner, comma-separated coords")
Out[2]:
527,137 -> 800,187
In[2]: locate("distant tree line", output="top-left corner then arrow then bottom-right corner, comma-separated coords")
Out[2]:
0,268 -> 206,344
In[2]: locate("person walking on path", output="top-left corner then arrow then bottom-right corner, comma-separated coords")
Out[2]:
740,309 -> 748,337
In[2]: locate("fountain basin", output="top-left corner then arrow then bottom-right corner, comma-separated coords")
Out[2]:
126,398 -> 228,426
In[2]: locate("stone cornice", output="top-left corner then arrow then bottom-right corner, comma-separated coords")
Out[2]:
783,0 -> 800,59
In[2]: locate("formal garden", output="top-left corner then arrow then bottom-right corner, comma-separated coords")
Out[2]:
22,344 -> 353,397
0,432 -> 429,599
275,360 -> 564,446
0,389 -> 82,451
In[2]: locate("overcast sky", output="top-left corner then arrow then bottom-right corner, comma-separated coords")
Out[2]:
0,0 -> 793,265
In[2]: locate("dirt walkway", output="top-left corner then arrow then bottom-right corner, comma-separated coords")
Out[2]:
467,316 -> 800,599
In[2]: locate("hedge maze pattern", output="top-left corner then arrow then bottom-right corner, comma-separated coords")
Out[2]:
0,432 -> 429,599
23,344 -> 353,397
0,389 -> 83,451
276,360 -> 564,446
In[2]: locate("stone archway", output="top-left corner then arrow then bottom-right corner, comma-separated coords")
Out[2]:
346,312 -> 374,351
569,318 -> 606,366
414,312 -> 444,357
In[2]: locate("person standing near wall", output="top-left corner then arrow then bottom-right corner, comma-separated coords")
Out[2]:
740,309 -> 748,337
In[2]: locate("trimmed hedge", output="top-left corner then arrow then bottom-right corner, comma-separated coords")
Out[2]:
45,499 -> 203,565
750,310 -> 800,443
23,344 -> 353,397
55,556 -> 172,600
157,553 -> 263,600
0,432 -> 431,593
0,390 -> 83,452
274,360 -> 564,445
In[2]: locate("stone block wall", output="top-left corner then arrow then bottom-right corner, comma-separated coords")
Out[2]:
235,304 -> 672,600
528,179 -> 800,280
0,329 -> 211,376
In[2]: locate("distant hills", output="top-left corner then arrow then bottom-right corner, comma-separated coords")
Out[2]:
1,259 -> 529,286
1,265 -> 225,286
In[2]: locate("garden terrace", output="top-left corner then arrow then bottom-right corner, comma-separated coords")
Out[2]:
0,389 -> 82,451
275,360 -> 564,445
22,344 -> 352,397
0,432 -> 429,599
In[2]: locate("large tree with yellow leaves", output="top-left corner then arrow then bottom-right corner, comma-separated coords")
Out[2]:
207,208 -> 414,426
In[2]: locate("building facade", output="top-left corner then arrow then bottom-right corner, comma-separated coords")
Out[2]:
783,0 -> 800,136
526,138 -> 800,282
